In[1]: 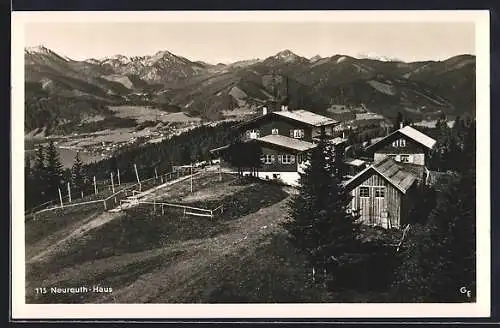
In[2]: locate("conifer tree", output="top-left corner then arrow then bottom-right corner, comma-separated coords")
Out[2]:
25,156 -> 34,209
392,171 -> 475,302
282,131 -> 360,285
71,152 -> 86,196
32,145 -> 47,201
45,141 -> 64,199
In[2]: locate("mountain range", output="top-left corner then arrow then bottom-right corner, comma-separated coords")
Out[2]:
24,45 -> 476,134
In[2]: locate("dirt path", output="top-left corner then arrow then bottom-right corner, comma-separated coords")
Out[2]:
27,211 -> 126,264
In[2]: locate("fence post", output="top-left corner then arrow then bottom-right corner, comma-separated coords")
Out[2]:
103,200 -> 107,210
190,164 -> 193,193
94,176 -> 98,195
161,204 -> 164,215
67,182 -> 72,203
111,172 -> 115,194
117,168 -> 121,186
58,188 -> 64,208
81,191 -> 84,199
134,164 -> 141,191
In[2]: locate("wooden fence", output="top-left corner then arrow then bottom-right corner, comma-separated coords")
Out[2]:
26,168 -> 197,220
122,200 -> 224,219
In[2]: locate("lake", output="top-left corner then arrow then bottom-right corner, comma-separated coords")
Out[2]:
25,141 -> 105,169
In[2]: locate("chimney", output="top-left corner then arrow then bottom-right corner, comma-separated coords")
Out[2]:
400,122 -> 404,129
262,106 -> 268,116
342,131 -> 346,139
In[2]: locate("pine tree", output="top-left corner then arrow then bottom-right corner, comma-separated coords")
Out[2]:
32,145 -> 48,202
392,169 -> 475,302
45,141 -> 64,199
71,152 -> 86,196
25,156 -> 34,209
282,131 -> 360,286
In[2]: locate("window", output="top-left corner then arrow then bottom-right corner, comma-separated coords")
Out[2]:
400,154 -> 410,163
247,129 -> 260,139
290,129 -> 305,139
281,154 -> 295,164
261,154 -> 274,164
272,128 -> 279,135
359,187 -> 370,197
375,187 -> 385,198
392,138 -> 406,147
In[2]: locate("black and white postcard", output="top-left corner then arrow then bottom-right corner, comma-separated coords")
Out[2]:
11,10 -> 491,320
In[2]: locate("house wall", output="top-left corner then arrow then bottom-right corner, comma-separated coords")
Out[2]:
349,172 -> 402,229
259,146 -> 300,172
374,152 -> 426,166
311,126 -> 335,138
369,133 -> 429,165
241,171 -> 300,186
240,117 -> 313,142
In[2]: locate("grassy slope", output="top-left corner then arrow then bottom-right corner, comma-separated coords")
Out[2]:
26,173 -> 328,303
25,172 -> 399,304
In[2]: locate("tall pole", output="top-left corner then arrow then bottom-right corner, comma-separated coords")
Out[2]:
117,168 -> 121,185
190,163 -> 193,193
134,163 -> 141,191
93,176 -> 97,195
134,164 -> 140,184
58,188 -> 64,208
155,167 -> 158,181
110,172 -> 115,193
67,182 -> 72,203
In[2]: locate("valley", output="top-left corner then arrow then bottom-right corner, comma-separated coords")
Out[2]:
24,47 -> 475,138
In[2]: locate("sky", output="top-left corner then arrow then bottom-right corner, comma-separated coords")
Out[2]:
24,21 -> 475,64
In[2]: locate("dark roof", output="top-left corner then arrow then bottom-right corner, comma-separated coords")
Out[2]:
366,125 -> 437,152
344,157 -> 418,193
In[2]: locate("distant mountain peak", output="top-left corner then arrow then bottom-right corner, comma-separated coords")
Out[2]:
25,45 -> 51,53
309,55 -> 322,62
270,49 -> 304,63
356,52 -> 402,62
25,45 -> 71,62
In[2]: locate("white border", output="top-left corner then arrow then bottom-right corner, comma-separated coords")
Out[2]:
11,10 -> 491,319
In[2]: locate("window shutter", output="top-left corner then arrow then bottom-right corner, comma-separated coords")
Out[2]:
300,130 -> 305,138
290,130 -> 294,137
407,155 -> 413,163
290,155 -> 295,164
271,155 -> 275,163
245,130 -> 251,138
278,154 -> 283,163
260,155 -> 266,163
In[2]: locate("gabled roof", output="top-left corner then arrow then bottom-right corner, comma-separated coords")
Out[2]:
273,109 -> 339,127
256,134 -> 317,152
367,125 -> 437,151
344,157 -> 418,194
